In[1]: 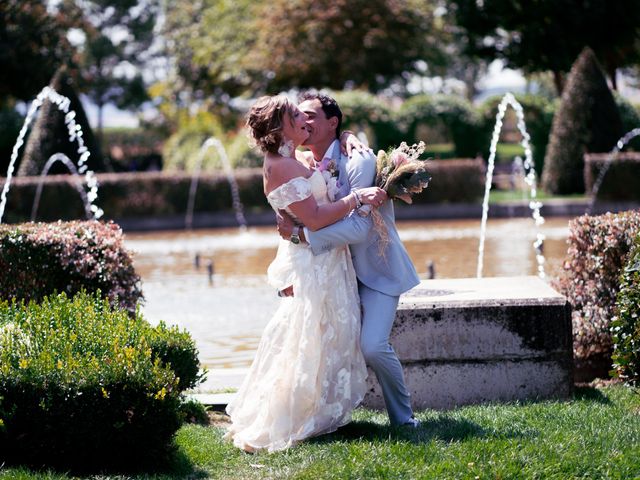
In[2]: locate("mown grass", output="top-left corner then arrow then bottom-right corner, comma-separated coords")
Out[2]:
2,385 -> 639,479
488,189 -> 587,203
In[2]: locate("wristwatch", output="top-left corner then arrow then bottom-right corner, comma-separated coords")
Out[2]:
290,226 -> 301,245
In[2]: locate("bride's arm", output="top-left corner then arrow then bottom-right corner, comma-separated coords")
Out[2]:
267,159 -> 384,232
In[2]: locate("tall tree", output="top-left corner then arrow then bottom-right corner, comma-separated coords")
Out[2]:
0,0 -> 72,103
448,0 -> 640,94
57,0 -> 161,140
163,0 -> 260,109
253,0 -> 447,93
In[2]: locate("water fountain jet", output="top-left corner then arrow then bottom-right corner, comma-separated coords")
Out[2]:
586,127 -> 640,215
31,153 -> 93,221
0,86 -> 103,224
185,137 -> 247,231
477,93 -> 546,279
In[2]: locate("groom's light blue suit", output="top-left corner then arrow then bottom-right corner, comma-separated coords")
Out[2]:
306,141 -> 420,424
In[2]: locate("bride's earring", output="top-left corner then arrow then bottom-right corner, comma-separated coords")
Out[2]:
278,138 -> 294,157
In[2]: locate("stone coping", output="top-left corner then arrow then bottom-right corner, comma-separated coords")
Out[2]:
401,276 -> 567,309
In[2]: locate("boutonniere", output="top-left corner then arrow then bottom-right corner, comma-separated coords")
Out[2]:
318,158 -> 341,201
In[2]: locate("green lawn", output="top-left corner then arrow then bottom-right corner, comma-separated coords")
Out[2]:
488,190 -> 588,204
3,385 -> 640,479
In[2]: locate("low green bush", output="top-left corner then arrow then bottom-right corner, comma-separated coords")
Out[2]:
611,233 -> 640,387
0,292 -> 201,471
0,221 -> 142,313
102,127 -> 165,172
554,211 -> 640,364
334,90 -> 402,150
584,152 -> 640,201
149,321 -> 204,391
398,94 -> 483,158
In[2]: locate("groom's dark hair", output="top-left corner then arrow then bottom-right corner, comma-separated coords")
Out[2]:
299,90 -> 342,139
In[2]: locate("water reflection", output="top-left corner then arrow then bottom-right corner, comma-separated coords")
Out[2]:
125,217 -> 570,369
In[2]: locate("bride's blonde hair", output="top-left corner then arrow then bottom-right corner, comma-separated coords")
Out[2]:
247,95 -> 296,154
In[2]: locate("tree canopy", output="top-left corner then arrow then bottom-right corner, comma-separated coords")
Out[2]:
0,0 -> 73,103
448,0 -> 640,94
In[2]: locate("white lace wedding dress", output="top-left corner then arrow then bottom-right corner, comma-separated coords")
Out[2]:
225,170 -> 367,453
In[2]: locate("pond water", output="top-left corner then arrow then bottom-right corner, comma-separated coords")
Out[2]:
124,217 -> 571,371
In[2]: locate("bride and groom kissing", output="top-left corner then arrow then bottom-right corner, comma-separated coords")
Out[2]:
225,91 -> 421,453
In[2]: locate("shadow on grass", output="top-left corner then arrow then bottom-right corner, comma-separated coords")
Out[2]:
0,443 -> 210,480
573,386 -> 613,404
311,414 -> 534,447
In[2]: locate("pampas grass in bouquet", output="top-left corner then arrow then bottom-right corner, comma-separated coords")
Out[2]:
365,141 -> 431,256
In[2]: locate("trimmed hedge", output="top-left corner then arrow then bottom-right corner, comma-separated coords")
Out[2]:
410,158 -> 485,204
553,211 -> 640,364
0,170 -> 267,224
611,232 -> 640,387
542,48 -> 623,194
584,152 -> 640,201
0,291 -> 201,471
0,160 -> 483,223
0,221 -> 142,313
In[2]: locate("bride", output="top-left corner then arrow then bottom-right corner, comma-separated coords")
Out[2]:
224,95 -> 386,453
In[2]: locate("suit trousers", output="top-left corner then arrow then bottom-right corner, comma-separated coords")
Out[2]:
358,282 -> 413,425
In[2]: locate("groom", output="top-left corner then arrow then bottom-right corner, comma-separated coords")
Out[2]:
276,90 -> 420,426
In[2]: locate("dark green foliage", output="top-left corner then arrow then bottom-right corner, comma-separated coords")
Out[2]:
584,153 -> 640,201
18,67 -> 106,176
553,211 -> 640,362
613,93 -> 640,151
0,0 -> 72,102
102,128 -> 165,172
334,90 -> 403,151
611,233 -> 640,387
542,48 -> 623,194
179,399 -> 209,426
410,159 -> 485,204
0,170 -> 268,224
0,103 -> 24,176
479,94 -> 556,175
0,292 -> 199,472
0,221 -> 142,313
450,0 -> 640,94
149,321 -> 204,391
398,94 -> 483,158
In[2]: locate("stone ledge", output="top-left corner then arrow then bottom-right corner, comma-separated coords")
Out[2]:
363,276 -> 573,410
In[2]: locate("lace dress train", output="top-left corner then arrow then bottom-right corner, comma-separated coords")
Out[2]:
224,171 -> 367,452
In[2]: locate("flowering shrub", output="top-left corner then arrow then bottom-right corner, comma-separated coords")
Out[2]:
0,220 -> 142,313
554,211 -> 640,362
611,233 -> 640,387
0,292 -> 202,471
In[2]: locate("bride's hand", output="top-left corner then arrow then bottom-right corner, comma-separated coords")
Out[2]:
339,130 -> 369,157
356,187 -> 387,207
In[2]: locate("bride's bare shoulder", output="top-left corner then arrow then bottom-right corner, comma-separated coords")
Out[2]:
264,155 -> 309,195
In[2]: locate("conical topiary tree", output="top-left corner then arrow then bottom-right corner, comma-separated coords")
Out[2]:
18,66 -> 105,176
541,48 -> 623,194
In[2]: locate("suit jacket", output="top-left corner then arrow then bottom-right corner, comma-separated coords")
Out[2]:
306,142 -> 420,297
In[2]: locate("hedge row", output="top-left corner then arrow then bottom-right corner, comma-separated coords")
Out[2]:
0,160 -> 485,223
0,291 -> 202,471
584,152 -> 640,201
553,210 -> 640,364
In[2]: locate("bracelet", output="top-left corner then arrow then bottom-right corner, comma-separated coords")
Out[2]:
353,190 -> 362,209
